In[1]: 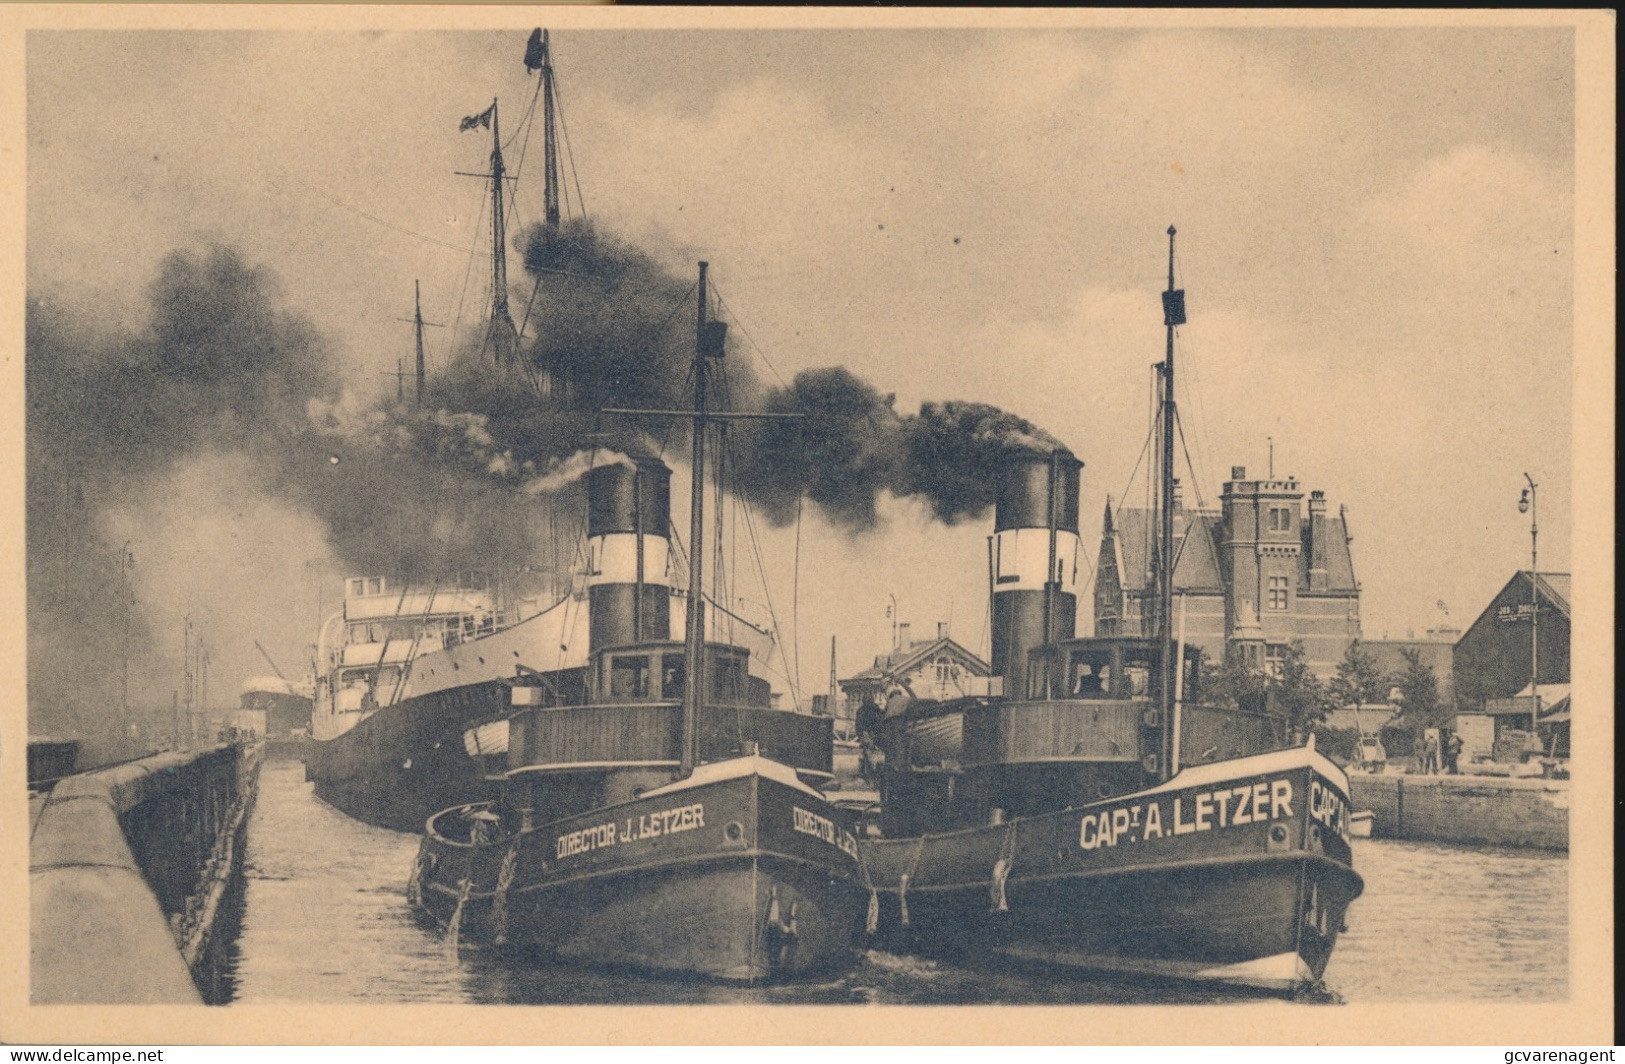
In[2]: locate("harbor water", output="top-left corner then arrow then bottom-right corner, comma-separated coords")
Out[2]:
229,760 -> 1568,1005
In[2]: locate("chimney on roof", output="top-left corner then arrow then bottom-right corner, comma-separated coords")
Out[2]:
1307,489 -> 1330,590
937,621 -> 949,640
1231,466 -> 1247,482
897,622 -> 911,647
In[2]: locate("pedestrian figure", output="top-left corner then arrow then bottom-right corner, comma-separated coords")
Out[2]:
856,697 -> 884,784
1422,728 -> 1441,775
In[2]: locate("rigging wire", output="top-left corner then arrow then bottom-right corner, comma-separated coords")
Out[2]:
792,495 -> 804,706
550,68 -> 589,220
450,179 -> 493,357
293,175 -> 478,257
709,287 -> 789,389
1175,405 -> 1225,580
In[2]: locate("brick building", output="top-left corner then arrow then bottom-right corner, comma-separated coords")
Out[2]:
1094,467 -> 1361,677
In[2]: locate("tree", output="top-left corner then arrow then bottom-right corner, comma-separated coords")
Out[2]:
1391,646 -> 1447,732
1329,639 -> 1386,709
1272,640 -> 1335,740
1200,646 -> 1269,714
1201,641 -> 1333,742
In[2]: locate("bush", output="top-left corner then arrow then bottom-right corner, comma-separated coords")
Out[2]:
1312,725 -> 1361,765
1379,721 -> 1415,758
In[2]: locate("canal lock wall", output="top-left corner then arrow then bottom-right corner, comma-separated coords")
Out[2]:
1348,772 -> 1568,851
30,744 -> 262,1004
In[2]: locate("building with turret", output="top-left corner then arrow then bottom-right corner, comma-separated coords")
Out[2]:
1093,466 -> 1361,677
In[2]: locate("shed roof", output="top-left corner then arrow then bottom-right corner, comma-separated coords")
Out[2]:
839,635 -> 991,686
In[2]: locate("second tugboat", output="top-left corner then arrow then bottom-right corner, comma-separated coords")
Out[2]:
857,229 -> 1363,993
409,264 -> 866,982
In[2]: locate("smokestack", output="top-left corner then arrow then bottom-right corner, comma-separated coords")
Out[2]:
586,456 -> 672,652
990,449 -> 1082,699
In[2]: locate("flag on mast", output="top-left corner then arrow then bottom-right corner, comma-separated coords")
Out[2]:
524,28 -> 546,73
459,103 -> 495,132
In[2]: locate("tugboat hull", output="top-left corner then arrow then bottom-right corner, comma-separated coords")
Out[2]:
861,747 -> 1363,992
413,758 -> 866,982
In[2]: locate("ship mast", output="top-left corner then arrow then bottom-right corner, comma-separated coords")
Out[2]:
1158,226 -> 1186,780
602,263 -> 801,778
414,281 -> 427,406
680,264 -> 713,776
538,30 -> 561,229
485,99 -> 519,367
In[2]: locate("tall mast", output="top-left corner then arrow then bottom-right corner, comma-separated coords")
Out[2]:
539,30 -> 561,228
414,280 -> 427,406
680,262 -> 712,777
1158,226 -> 1186,778
601,263 -> 797,776
486,99 -> 518,366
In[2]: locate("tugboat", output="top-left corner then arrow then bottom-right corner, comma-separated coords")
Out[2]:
857,229 -> 1363,993
410,264 -> 866,983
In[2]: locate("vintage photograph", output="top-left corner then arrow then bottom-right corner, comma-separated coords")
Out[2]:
7,6 -> 1612,1045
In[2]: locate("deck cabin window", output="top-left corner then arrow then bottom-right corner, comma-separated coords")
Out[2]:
660,654 -> 686,701
1067,653 -> 1112,698
608,654 -> 653,701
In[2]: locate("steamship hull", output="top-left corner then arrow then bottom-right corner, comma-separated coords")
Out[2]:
861,746 -> 1363,992
306,679 -> 507,833
412,757 -> 866,982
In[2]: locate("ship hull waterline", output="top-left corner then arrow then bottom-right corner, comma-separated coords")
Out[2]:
860,747 -> 1364,993
412,760 -> 867,983
305,678 -> 508,833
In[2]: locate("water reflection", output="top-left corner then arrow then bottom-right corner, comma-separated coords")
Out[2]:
231,760 -> 1568,1004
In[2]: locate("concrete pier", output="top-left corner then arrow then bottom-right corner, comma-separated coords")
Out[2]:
30,744 -> 261,1004
1348,772 -> 1568,851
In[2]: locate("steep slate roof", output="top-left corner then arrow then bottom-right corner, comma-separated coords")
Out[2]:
1110,508 -> 1225,593
1108,505 -> 1358,595
840,636 -> 991,685
1322,513 -> 1358,592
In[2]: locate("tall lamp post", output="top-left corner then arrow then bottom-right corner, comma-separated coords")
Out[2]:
1518,474 -> 1539,736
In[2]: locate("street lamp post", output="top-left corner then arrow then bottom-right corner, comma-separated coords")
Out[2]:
1519,474 -> 1539,736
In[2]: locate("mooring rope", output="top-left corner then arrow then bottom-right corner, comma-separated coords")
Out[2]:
491,840 -> 520,946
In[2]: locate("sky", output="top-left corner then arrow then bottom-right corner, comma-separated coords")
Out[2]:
17,12 -> 1595,713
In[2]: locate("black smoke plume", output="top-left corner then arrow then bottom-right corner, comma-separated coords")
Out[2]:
26,247 -> 342,744
501,219 -> 1071,533
729,370 -> 1067,532
26,229 -> 1072,743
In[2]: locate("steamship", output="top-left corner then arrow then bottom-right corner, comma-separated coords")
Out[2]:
409,265 -> 865,983
305,30 -> 596,832
303,571 -> 591,832
857,230 -> 1362,992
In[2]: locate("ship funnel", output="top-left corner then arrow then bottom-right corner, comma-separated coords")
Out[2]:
990,449 -> 1082,699
586,456 -> 673,651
